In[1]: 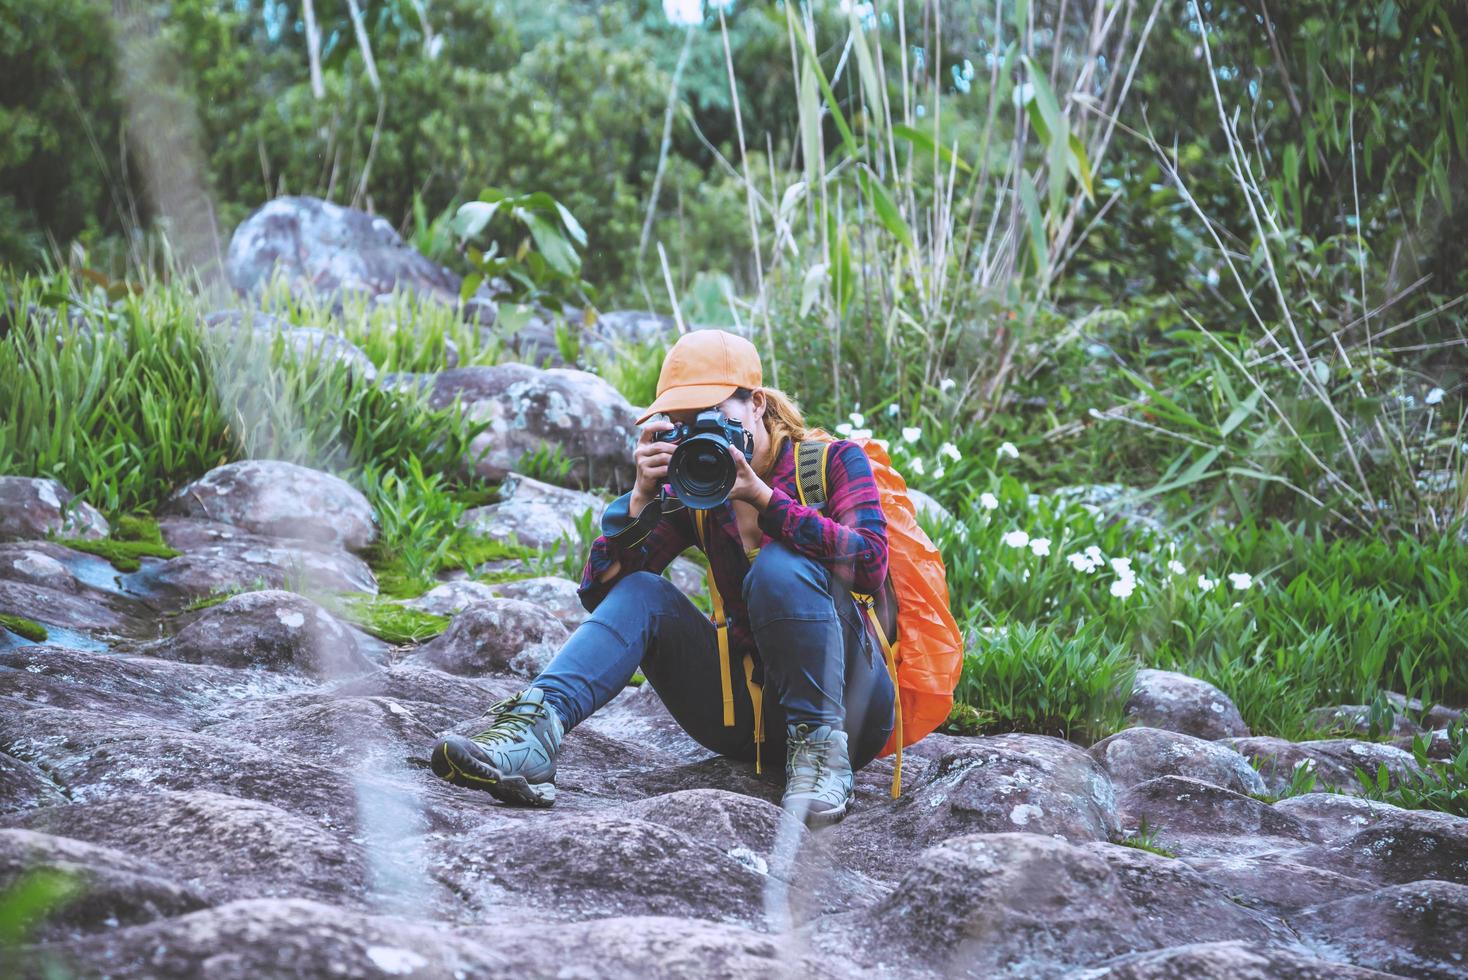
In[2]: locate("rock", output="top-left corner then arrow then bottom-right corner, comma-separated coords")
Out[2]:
0,476 -> 108,542
1084,940 -> 1396,978
1293,880 -> 1468,979
0,644 -> 305,724
145,539 -> 377,597
151,591 -> 374,679
665,555 -> 708,597
810,832 -> 1289,977
5,790 -> 369,906
584,310 -> 681,353
408,598 -> 568,678
326,664 -> 518,720
1090,727 -> 1266,795
460,471 -> 604,552
425,365 -> 639,491
1126,668 -> 1250,739
1179,854 -> 1378,913
1221,735 -> 1423,796
20,897 -> 507,979
0,751 -> 67,813
204,311 -> 379,382
226,196 -> 468,308
0,828 -> 211,941
830,733 -> 1120,883
906,487 -> 954,526
425,812 -> 769,926
1272,792 -> 1413,842
163,460 -> 377,550
0,705 -> 357,826
404,580 -> 500,616
1285,807 -> 1468,886
1306,703 -> 1422,738
0,578 -> 129,635
1116,776 -> 1311,858
200,695 -> 441,769
487,575 -> 587,629
0,543 -> 80,591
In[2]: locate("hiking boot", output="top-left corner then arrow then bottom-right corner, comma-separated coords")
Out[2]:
430,687 -> 563,807
781,723 -> 854,828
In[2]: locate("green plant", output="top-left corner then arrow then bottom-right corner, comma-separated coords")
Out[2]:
1115,815 -> 1177,859
49,535 -> 179,573
1354,718 -> 1468,816
453,188 -> 592,307
0,865 -> 82,972
514,444 -> 578,487
331,595 -> 449,646
0,614 -> 47,643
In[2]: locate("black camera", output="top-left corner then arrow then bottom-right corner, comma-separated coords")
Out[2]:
663,409 -> 755,510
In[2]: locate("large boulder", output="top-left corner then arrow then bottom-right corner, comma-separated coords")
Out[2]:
226,196 -> 466,308
425,365 -> 639,491
1126,668 -> 1250,739
1084,940 -> 1396,978
1089,727 -> 1266,795
1115,775 -> 1311,858
407,598 -> 568,678
203,310 -> 378,382
810,832 -> 1290,977
0,476 -> 108,542
163,460 -> 377,551
0,828 -> 210,942
149,590 -> 374,679
487,575 -> 588,629
459,471 -> 604,552
1221,735 -> 1423,796
830,733 -> 1120,883
145,539 -> 378,598
1293,881 -> 1468,979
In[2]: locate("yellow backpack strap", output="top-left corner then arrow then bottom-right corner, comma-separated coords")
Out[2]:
794,439 -> 830,508
693,509 -> 736,728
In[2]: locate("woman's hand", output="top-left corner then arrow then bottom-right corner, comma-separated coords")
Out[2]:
629,419 -> 678,515
726,443 -> 773,510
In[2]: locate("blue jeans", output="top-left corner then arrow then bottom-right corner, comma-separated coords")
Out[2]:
533,540 -> 896,772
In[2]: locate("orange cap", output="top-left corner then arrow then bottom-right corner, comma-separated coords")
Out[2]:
634,329 -> 762,424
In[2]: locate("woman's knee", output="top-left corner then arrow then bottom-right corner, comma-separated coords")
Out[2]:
742,541 -> 831,620
600,570 -> 678,612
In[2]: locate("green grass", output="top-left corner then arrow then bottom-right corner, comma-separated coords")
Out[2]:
1114,817 -> 1178,859
330,595 -> 450,646
0,614 -> 47,642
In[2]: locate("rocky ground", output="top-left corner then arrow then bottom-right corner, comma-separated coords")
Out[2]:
1,464 -> 1465,980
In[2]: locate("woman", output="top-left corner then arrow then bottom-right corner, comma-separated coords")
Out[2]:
430,329 -> 895,827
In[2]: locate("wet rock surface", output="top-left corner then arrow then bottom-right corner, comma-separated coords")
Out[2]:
2,465 -> 1459,979
163,459 -> 377,550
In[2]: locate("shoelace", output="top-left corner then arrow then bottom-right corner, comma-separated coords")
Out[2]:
786,729 -> 831,795
469,694 -> 547,746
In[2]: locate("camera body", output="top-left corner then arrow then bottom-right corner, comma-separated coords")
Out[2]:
663,409 -> 755,510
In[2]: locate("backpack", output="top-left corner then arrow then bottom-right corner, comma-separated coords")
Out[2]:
691,432 -> 963,799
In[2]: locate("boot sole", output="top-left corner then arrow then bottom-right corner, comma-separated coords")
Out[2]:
784,791 -> 854,829
430,735 -> 557,808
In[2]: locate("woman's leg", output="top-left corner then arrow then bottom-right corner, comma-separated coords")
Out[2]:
741,541 -> 896,772
533,570 -> 761,757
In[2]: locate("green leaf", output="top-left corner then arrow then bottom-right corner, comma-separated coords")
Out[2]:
859,167 -> 915,251
892,123 -> 972,173
521,212 -> 579,277
1219,388 -> 1263,438
1018,171 -> 1048,278
1067,132 -> 1095,202
553,202 -> 588,247
452,201 -> 499,240
789,8 -> 858,158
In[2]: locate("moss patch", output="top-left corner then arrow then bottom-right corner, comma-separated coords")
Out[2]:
0,614 -> 48,642
333,596 -> 450,646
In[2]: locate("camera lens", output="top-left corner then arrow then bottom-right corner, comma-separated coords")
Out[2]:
669,433 -> 736,509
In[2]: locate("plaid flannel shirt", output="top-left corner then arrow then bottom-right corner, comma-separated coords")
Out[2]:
576,436 -> 889,677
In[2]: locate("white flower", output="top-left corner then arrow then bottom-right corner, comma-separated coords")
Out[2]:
939,441 -> 961,462
849,411 -> 865,427
1109,557 -> 1133,576
1029,537 -> 1051,556
940,377 -> 956,392
1002,530 -> 1030,549
872,437 -> 890,451
997,441 -> 1019,459
1109,577 -> 1137,598
1066,552 -> 1097,572
1426,387 -> 1445,405
908,456 -> 926,475
902,426 -> 922,444
1021,567 -> 1031,581
1197,574 -> 1217,590
1167,559 -> 1186,576
849,428 -> 872,440
662,0 -> 703,26
1084,545 -> 1103,561
887,403 -> 901,416
978,492 -> 999,511
835,422 -> 853,436
1228,572 -> 1253,590
933,465 -> 946,479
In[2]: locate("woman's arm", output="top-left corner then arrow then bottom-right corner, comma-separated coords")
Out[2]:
576,489 -> 696,612
755,439 -> 889,594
